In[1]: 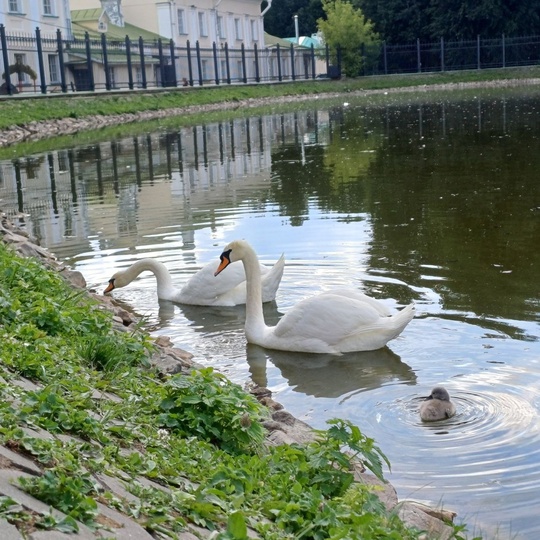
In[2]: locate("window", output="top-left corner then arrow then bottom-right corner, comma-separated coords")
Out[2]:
108,67 -> 116,89
198,12 -> 207,37
250,20 -> 258,42
234,18 -> 243,40
217,16 -> 225,39
43,0 -> 54,15
201,59 -> 209,80
220,59 -> 227,80
177,9 -> 187,35
48,54 -> 59,82
14,53 -> 28,82
8,0 -> 22,13
135,67 -> 143,87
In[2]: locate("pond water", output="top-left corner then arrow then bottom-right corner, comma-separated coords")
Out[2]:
1,86 -> 539,539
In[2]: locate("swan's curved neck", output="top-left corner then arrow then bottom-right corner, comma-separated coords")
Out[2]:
122,260 -> 174,297
240,247 -> 266,340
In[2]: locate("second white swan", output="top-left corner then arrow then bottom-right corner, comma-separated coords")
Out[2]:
215,240 -> 415,354
104,254 -> 285,306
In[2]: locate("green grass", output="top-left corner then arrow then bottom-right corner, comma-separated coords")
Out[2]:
0,242 -> 474,538
1,66 -> 539,131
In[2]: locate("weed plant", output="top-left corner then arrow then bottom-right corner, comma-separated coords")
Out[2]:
0,242 -> 472,537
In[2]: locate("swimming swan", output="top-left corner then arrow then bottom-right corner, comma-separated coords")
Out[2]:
104,254 -> 285,307
419,386 -> 456,422
214,240 -> 415,354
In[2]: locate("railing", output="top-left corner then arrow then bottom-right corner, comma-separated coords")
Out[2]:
1,23 -> 540,97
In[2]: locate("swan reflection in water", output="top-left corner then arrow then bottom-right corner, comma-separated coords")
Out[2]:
143,300 -> 415,400
246,344 -> 416,399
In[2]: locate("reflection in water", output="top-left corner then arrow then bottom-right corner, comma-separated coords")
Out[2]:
1,88 -> 540,539
246,344 -> 416,398
177,301 -> 283,335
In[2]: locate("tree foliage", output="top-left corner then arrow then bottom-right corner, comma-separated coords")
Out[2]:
264,0 -> 540,44
263,0 -> 325,38
317,0 -> 379,76
356,0 -> 540,43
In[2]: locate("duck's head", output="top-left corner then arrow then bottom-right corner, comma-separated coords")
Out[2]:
425,386 -> 452,402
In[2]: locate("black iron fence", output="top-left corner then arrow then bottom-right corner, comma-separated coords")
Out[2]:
365,34 -> 540,75
1,23 -> 540,97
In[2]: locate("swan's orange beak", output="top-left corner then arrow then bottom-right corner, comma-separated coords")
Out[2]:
214,250 -> 232,276
104,279 -> 115,294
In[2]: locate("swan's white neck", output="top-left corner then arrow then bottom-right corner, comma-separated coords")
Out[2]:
120,259 -> 175,298
239,246 -> 266,342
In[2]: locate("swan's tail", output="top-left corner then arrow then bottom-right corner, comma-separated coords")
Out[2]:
261,253 -> 285,303
386,303 -> 415,340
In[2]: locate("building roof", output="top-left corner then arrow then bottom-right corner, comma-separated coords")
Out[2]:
284,35 -> 323,48
71,9 -> 164,41
264,32 -> 302,49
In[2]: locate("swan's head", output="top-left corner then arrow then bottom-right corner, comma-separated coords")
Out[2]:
425,386 -> 452,402
214,240 -> 251,276
104,273 -> 120,294
104,269 -> 130,294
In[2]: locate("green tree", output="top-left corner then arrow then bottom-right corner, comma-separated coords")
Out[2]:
263,0 -> 325,38
317,0 -> 379,76
357,0 -> 540,43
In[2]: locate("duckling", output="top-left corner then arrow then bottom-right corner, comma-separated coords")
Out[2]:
419,386 -> 456,422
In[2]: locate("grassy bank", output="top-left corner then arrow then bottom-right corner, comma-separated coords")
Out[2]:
1,66 -> 540,130
0,241 -> 468,538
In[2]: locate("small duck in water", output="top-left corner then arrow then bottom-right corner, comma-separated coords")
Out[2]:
419,386 -> 456,422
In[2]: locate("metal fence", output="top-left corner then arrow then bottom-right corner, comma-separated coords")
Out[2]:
366,34 -> 540,75
1,22 -> 540,97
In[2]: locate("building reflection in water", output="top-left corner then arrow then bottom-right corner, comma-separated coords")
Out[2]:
0,110 -> 327,252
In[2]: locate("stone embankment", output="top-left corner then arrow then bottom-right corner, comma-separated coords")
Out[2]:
2,77 -> 539,147
0,212 -> 456,539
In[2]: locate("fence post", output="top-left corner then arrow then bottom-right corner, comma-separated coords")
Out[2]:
383,41 -> 387,74
101,32 -> 111,90
311,44 -> 315,78
277,44 -> 282,81
55,29 -> 68,92
186,40 -> 193,86
35,27 -> 47,94
325,43 -> 329,75
195,40 -> 203,85
158,38 -> 166,87
158,38 -> 165,88
440,36 -> 444,72
416,38 -> 421,73
213,42 -> 219,84
290,43 -> 295,81
224,42 -> 231,84
1,25 -> 13,95
477,34 -> 481,69
125,35 -> 133,90
241,43 -> 247,83
85,32 -> 96,91
138,37 -> 147,89
502,33 -> 506,68
254,43 -> 260,82
169,39 -> 177,86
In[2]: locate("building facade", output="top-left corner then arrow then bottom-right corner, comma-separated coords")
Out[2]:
70,0 -> 266,50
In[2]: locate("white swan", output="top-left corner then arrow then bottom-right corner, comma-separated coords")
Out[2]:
214,240 -> 415,354
104,254 -> 285,307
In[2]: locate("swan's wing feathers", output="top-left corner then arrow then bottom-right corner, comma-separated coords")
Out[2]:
274,293 -> 383,345
328,288 -> 393,316
260,254 -> 285,302
186,260 -> 248,297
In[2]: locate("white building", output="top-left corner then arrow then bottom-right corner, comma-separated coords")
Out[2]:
70,0 -> 267,50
